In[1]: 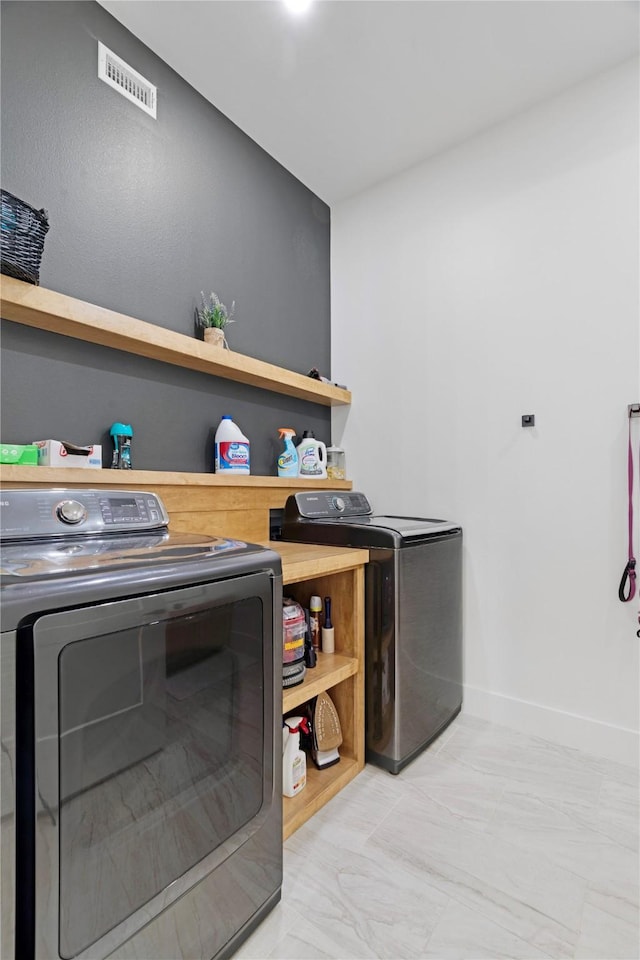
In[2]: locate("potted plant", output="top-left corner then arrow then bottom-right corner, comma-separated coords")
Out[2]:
197,290 -> 235,348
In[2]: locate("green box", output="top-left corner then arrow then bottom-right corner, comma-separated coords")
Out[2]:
0,443 -> 39,465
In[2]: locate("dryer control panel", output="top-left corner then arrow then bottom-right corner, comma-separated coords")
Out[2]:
0,489 -> 169,539
285,490 -> 372,520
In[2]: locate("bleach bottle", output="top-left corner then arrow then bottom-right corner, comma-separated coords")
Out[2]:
214,415 -> 250,474
277,428 -> 299,478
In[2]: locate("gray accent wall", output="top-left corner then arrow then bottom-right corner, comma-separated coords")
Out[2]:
0,0 -> 331,474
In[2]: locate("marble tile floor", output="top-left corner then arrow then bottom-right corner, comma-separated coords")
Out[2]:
234,714 -> 639,960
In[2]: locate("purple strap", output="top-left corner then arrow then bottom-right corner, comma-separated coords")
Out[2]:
619,415 -> 637,603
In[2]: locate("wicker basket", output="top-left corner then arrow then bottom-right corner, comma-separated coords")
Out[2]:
1,189 -> 49,284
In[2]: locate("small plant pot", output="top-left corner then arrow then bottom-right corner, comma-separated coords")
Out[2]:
204,327 -> 225,348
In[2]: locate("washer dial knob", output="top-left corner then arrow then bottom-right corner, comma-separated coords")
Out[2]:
332,496 -> 346,512
56,499 -> 87,525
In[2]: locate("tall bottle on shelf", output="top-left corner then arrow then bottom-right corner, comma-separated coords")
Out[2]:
277,428 -> 299,478
214,415 -> 250,474
283,716 -> 308,798
309,595 -> 322,653
297,431 -> 327,478
322,596 -> 335,653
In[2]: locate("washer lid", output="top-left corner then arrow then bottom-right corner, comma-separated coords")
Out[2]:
344,516 -> 461,538
0,531 -> 256,579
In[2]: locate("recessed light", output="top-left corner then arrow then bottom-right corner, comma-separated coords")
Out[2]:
283,0 -> 314,14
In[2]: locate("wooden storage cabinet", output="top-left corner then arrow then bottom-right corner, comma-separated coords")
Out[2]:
0,477 -> 369,839
279,556 -> 366,840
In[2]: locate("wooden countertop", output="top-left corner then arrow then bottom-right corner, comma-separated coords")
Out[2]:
261,541 -> 369,584
0,465 -> 351,489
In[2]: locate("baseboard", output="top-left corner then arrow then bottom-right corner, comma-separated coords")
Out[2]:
462,684 -> 639,768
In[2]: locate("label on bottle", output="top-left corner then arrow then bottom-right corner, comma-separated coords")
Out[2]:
291,754 -> 306,793
310,613 -> 320,651
216,441 -> 250,471
278,451 -> 296,470
283,634 -> 305,663
300,450 -> 322,475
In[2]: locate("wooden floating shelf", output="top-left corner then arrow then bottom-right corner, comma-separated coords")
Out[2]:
0,277 -> 351,407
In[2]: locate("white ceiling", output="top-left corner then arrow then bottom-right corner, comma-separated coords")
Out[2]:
99,0 -> 639,204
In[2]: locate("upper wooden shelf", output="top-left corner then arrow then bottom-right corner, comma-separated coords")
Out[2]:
0,277 -> 351,407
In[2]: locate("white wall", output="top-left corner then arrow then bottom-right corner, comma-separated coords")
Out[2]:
331,59 -> 640,766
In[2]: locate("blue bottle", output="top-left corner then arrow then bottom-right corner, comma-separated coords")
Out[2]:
110,422 -> 133,469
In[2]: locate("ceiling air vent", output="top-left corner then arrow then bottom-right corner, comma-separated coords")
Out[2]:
98,41 -> 157,118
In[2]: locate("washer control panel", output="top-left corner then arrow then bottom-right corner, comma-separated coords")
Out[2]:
97,493 -> 165,527
287,491 -> 372,519
0,489 -> 169,540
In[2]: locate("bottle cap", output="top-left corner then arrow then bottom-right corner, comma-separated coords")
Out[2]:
110,422 -> 133,437
284,716 -> 308,734
302,430 -> 316,439
310,595 -> 322,610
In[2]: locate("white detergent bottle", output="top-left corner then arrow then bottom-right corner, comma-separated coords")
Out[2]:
283,716 -> 307,797
214,415 -> 250,474
296,430 -> 327,479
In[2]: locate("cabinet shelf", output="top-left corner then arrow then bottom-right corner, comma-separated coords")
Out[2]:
0,277 -> 351,407
275,559 -> 366,839
283,757 -> 360,840
282,650 -> 360,839
283,652 -> 359,714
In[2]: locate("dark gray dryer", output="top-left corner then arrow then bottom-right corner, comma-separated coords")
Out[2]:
1,488 -> 282,960
282,491 -> 462,774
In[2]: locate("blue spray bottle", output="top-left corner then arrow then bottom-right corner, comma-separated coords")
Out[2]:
277,428 -> 299,478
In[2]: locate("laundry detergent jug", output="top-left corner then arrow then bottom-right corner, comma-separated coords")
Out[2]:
296,430 -> 327,479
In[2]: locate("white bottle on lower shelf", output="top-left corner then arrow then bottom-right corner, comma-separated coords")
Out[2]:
283,717 -> 307,797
